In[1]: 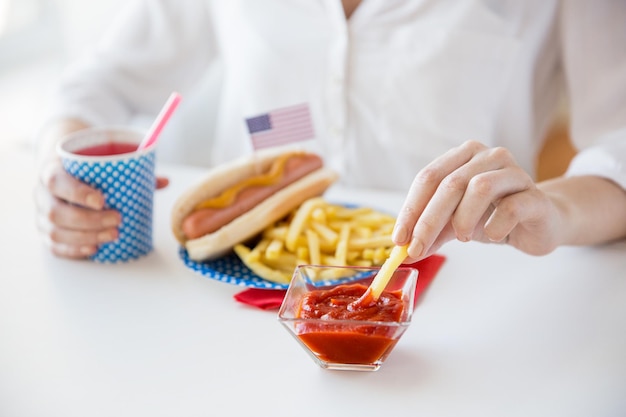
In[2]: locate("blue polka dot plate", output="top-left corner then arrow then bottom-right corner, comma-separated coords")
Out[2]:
179,247 -> 288,289
178,247 -> 377,290
177,202 -> 387,289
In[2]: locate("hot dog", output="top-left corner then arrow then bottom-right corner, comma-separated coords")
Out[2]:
171,148 -> 338,261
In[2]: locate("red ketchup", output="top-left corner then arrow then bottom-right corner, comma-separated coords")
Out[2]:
74,142 -> 138,156
295,283 -> 404,365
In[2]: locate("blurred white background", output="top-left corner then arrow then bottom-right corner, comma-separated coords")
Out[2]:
0,0 -> 128,155
0,0 -> 219,163
0,0 -> 572,176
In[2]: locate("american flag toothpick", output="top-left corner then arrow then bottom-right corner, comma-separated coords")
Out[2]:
245,103 -> 315,150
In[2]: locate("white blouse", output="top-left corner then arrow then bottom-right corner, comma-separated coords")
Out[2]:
51,0 -> 626,192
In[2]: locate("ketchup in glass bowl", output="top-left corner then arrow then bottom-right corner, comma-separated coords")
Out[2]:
278,265 -> 418,371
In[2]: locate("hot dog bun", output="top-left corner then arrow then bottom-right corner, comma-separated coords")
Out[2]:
171,148 -> 338,261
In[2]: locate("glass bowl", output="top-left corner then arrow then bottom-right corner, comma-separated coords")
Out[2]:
278,264 -> 418,371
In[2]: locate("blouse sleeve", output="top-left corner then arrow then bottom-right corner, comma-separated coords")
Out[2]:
49,0 -> 217,126
560,1 -> 626,189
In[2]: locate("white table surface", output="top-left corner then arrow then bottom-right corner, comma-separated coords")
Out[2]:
2,147 -> 626,417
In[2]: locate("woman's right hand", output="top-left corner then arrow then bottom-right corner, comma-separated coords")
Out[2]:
34,118 -> 170,259
34,119 -> 121,259
35,158 -> 122,259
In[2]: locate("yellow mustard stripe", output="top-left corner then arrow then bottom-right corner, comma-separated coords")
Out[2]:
194,152 -> 304,210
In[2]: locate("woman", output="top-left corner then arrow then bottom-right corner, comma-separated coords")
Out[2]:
35,0 -> 626,260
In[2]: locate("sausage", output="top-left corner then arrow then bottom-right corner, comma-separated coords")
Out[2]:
182,153 -> 323,240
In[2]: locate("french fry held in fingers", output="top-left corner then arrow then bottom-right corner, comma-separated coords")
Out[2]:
234,198 -> 397,284
352,244 -> 409,308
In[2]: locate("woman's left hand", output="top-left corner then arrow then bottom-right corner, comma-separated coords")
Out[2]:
392,140 -> 564,261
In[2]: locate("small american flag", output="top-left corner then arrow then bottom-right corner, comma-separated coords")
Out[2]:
245,103 -> 315,150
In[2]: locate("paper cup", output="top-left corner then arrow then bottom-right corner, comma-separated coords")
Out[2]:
57,127 -> 156,263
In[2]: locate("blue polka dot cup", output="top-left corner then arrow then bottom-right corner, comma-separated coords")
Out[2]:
57,127 -> 156,263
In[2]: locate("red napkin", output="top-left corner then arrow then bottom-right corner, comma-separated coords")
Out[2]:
233,254 -> 446,310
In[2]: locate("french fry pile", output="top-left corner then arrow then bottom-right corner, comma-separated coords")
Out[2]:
233,197 -> 397,284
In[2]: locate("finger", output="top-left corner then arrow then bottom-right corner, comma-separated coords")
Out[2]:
405,144 -> 512,258
35,183 -> 121,231
42,161 -> 105,210
406,178 -> 465,258
484,200 -> 518,243
156,176 -> 169,189
393,140 -> 487,245
41,234 -> 98,259
403,223 -> 456,263
485,188 -> 554,250
451,165 -> 533,241
38,215 -> 119,247
52,242 -> 98,259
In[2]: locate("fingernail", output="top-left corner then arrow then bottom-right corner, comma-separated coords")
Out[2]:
392,224 -> 409,244
102,214 -> 120,228
408,241 -> 423,259
86,193 -> 103,209
97,230 -> 117,243
80,246 -> 95,255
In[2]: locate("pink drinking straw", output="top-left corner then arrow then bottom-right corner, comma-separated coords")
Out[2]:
137,91 -> 182,150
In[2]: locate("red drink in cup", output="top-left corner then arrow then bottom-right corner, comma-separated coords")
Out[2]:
73,142 -> 139,156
